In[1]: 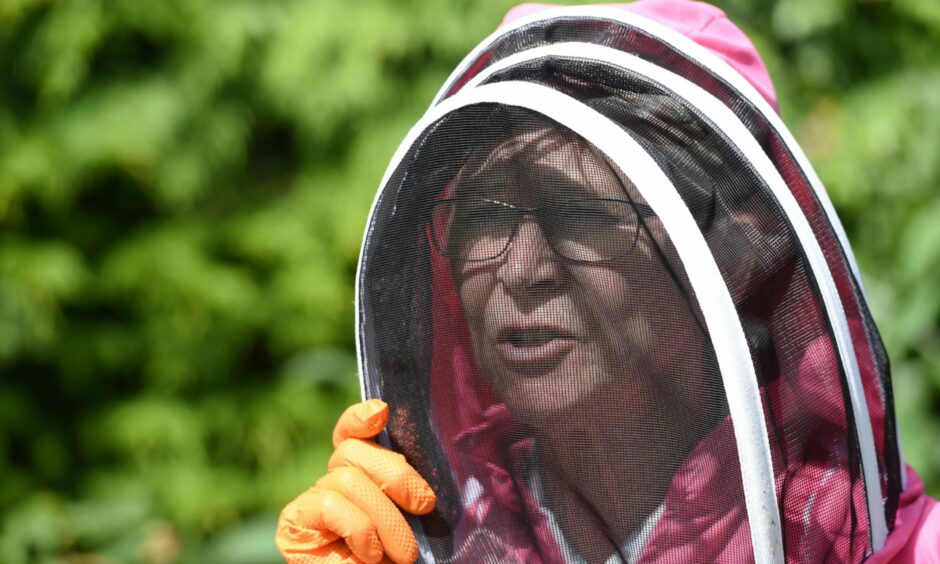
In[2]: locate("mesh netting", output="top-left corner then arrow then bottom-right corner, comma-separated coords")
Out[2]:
440,16 -> 901,533
359,95 -> 874,561
476,57 -> 872,560
360,105 -> 755,562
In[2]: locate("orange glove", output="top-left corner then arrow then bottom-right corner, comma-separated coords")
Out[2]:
276,400 -> 436,564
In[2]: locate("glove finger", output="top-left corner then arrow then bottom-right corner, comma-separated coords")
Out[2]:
288,543 -> 396,564
333,400 -> 389,447
330,438 -> 436,516
318,466 -> 418,564
277,487 -> 340,555
294,542 -> 358,564
277,486 -> 384,564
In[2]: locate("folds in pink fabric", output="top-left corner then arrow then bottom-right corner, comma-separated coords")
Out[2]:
870,466 -> 940,563
499,1 -> 779,112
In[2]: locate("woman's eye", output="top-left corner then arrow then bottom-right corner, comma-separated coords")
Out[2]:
465,206 -> 495,220
566,207 -> 620,225
465,205 -> 515,225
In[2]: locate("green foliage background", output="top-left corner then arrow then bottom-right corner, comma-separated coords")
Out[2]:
1,0 -> 938,561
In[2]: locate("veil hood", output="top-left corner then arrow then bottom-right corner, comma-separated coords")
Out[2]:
354,2 -> 911,561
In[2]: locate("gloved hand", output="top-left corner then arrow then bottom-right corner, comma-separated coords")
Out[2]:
276,400 -> 436,564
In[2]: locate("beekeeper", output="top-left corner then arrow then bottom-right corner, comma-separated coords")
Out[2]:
276,2 -> 939,562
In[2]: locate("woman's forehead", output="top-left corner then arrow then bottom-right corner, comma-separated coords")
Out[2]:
457,128 -> 636,202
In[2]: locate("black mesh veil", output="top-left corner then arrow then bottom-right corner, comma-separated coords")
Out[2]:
433,11 -> 901,538
356,9 -> 901,562
360,103 -> 754,562
475,55 -> 872,559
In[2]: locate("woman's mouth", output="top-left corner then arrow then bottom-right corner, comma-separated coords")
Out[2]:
495,326 -> 578,371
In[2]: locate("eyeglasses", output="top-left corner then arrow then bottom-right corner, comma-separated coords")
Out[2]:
429,197 -> 656,262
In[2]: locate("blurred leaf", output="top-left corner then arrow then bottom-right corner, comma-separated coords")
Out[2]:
0,239 -> 88,358
101,397 -> 205,463
899,200 -> 940,283
772,0 -> 845,40
281,347 -> 358,390
191,515 -> 280,564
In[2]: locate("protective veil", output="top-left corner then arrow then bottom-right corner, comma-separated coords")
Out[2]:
354,2 -> 918,562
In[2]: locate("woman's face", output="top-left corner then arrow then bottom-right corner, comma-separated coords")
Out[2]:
450,133 -> 715,437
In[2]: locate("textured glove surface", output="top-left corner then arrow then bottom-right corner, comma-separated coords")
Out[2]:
276,400 -> 436,564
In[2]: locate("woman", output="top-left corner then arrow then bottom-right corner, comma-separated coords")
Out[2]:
277,1 -> 939,562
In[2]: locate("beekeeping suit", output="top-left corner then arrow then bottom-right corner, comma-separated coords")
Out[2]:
276,2 -> 940,562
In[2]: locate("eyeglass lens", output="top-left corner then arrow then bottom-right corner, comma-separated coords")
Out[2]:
431,198 -> 642,262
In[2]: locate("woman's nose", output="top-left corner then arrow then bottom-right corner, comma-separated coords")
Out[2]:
496,217 -> 563,293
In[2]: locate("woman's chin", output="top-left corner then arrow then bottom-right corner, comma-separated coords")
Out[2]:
492,346 -> 607,420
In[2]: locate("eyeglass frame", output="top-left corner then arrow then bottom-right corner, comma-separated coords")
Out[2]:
427,196 -> 657,263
